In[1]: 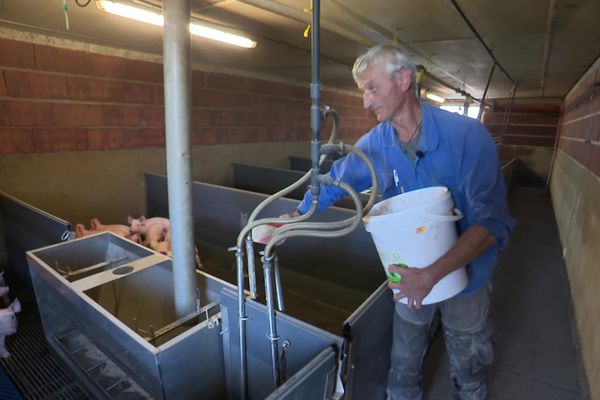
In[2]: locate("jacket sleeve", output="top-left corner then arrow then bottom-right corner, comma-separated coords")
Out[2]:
458,124 -> 516,250
297,135 -> 375,214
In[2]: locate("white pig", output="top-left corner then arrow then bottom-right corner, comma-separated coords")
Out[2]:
0,299 -> 21,358
151,240 -> 203,269
74,223 -> 97,239
127,216 -> 170,236
90,218 -> 131,238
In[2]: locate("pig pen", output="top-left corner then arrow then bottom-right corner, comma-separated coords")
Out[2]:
230,163 -> 373,210
27,232 -> 344,399
145,173 -> 394,399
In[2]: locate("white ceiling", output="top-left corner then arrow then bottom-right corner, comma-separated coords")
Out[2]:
1,0 -> 599,103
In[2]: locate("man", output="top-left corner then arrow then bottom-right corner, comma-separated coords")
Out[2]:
293,45 -> 515,399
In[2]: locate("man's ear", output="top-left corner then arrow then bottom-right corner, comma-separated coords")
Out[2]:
393,68 -> 413,93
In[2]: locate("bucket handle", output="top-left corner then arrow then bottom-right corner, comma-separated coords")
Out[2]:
421,208 -> 463,222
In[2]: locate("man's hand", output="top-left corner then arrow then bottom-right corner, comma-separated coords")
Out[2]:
279,210 -> 301,219
387,264 -> 436,309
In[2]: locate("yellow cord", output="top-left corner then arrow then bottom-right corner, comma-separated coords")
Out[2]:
303,3 -> 312,38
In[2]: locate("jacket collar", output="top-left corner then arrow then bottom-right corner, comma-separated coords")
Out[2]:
383,101 -> 440,153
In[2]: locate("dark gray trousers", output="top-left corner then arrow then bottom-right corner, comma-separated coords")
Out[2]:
387,284 -> 494,400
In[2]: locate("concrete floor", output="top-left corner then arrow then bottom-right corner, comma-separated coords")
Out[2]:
421,189 -> 587,399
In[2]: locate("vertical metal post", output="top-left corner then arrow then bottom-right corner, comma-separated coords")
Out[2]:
162,0 -> 197,317
262,255 -> 281,388
309,0 -> 321,201
273,254 -> 285,312
234,248 -> 248,399
477,62 -> 496,121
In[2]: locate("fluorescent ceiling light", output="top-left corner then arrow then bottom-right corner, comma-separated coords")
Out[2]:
96,0 -> 257,48
426,91 -> 445,104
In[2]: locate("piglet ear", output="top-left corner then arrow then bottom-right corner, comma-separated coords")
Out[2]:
139,216 -> 146,223
127,215 -> 133,224
9,299 -> 21,314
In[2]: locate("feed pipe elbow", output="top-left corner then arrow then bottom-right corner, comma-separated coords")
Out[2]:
264,180 -> 363,257
319,143 -> 379,215
235,108 -> 342,249
264,143 -> 378,243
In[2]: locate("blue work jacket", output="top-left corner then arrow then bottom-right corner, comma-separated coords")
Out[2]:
298,102 -> 516,294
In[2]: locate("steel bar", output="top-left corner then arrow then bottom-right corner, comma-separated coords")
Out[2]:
162,0 -> 197,317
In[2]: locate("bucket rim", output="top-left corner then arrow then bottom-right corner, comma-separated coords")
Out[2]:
365,186 -> 451,221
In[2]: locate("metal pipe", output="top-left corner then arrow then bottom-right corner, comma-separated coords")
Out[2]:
162,0 -> 196,317
262,254 -> 281,388
234,247 -> 248,399
477,62 -> 496,121
540,0 -> 557,96
310,0 -> 321,202
424,70 -> 491,110
273,254 -> 285,312
499,85 -> 518,145
245,235 -> 258,299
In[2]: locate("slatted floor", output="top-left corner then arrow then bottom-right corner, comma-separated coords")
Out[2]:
0,315 -> 90,400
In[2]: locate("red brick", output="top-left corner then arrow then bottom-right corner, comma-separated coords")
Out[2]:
0,70 -> 6,96
52,103 -> 103,126
0,101 -> 10,125
4,70 -> 68,99
120,129 -> 165,149
484,112 -> 559,125
226,127 -> 250,143
9,102 -> 53,126
0,129 -> 13,153
32,129 -> 89,152
0,38 -> 35,69
192,89 -> 225,108
207,72 -> 291,97
66,77 -> 156,104
103,105 -> 142,126
155,86 -> 164,105
86,52 -> 163,83
192,70 -> 206,89
503,135 -> 555,147
590,145 -> 600,178
144,107 -> 165,127
492,101 -> 560,113
254,127 -> 270,142
592,114 -> 600,142
35,44 -> 163,82
91,128 -> 165,149
0,128 -> 34,153
88,129 -> 124,150
485,123 -> 558,137
193,127 -> 218,145
192,110 -> 210,128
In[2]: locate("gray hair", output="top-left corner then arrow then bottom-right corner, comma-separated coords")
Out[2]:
352,45 -> 417,88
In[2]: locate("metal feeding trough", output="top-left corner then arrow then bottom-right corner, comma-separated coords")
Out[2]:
146,173 -> 395,399
27,232 -> 343,399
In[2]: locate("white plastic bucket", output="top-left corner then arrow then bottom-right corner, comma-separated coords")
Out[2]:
363,187 -> 468,304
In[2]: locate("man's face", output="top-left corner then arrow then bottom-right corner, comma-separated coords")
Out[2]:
356,64 -> 406,122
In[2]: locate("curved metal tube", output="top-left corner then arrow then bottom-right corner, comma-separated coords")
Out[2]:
265,180 -> 364,256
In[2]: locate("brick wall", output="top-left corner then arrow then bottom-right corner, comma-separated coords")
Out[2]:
550,55 -> 600,399
558,66 -> 600,177
483,101 -> 561,147
0,37 -> 372,155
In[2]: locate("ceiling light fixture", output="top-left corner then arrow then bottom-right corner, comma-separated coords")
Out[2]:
425,91 -> 445,104
95,0 -> 257,48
